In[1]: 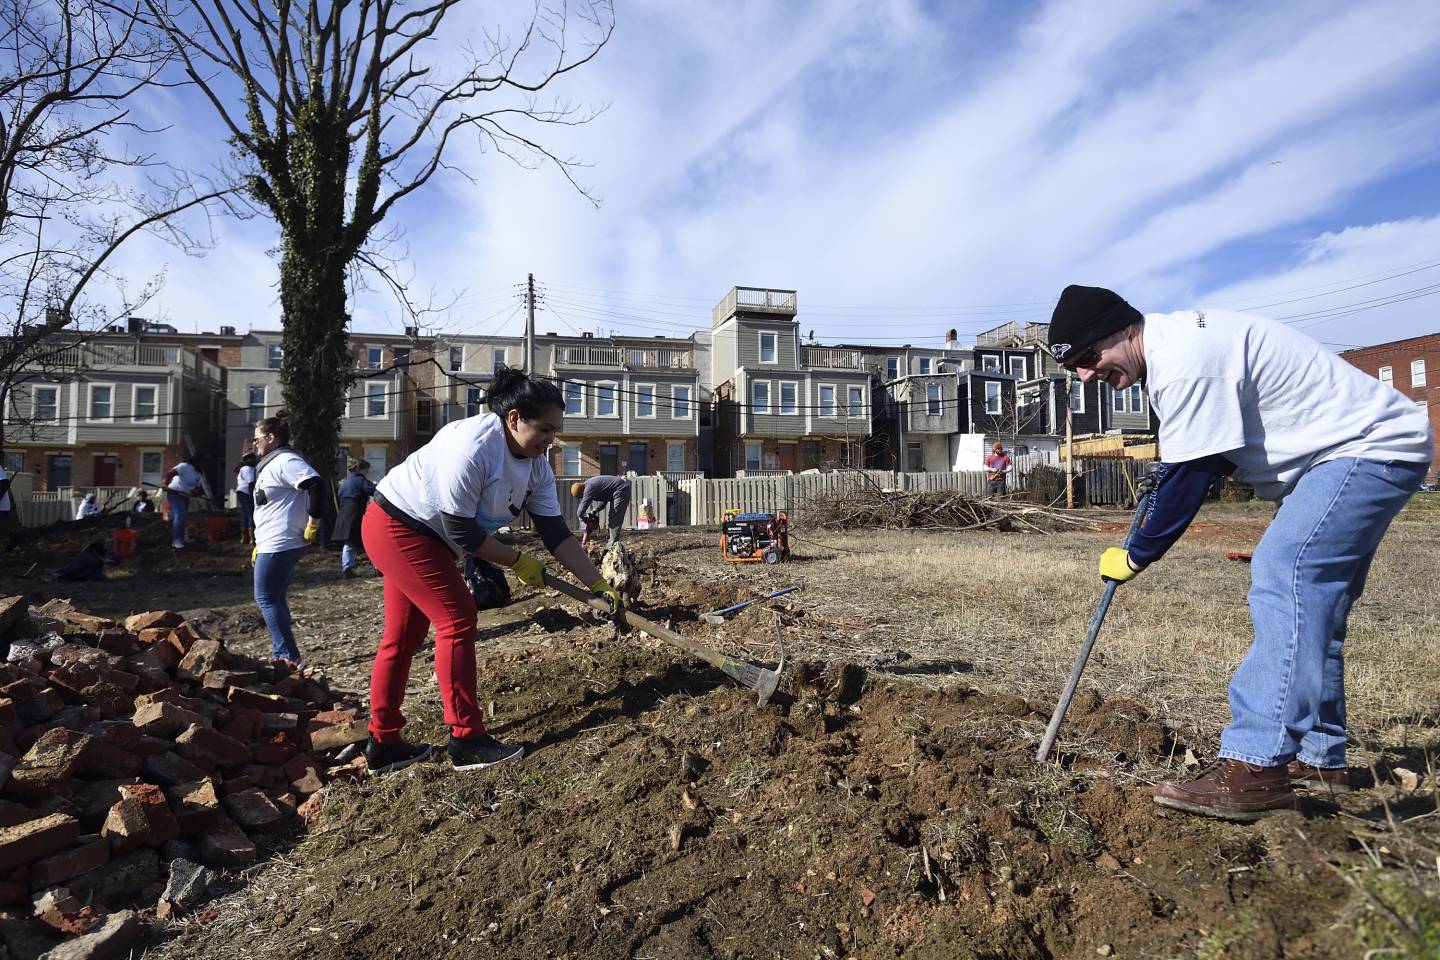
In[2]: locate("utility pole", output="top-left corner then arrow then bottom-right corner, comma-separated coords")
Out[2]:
1065,370 -> 1075,509
524,273 -> 536,373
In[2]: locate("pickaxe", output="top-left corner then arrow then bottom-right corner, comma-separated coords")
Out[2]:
541,571 -> 785,705
701,586 -> 799,625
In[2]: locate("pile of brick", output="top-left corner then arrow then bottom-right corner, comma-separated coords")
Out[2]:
0,595 -> 371,959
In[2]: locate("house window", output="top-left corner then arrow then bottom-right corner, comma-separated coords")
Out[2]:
449,346 -> 464,371
906,443 -> 923,471
596,383 -> 616,417
926,382 -> 941,416
984,381 -> 1001,414
1112,385 -> 1126,412
89,384 -> 113,421
564,381 -> 584,415
886,357 -> 899,380
838,441 -> 856,467
636,384 -> 655,418
1378,365 -> 1392,385
759,332 -> 776,364
465,387 -> 483,418
745,442 -> 763,472
366,382 -> 387,418
33,385 -> 59,423
393,347 -> 411,369
366,344 -> 383,367
416,398 -> 433,433
2,452 -> 22,474
561,446 -> 581,476
779,382 -> 797,415
493,347 -> 506,371
981,354 -> 1000,372
1128,384 -> 1143,412
1008,356 -> 1026,378
1412,359 -> 1427,387
1070,381 -> 1085,413
918,357 -> 931,375
133,385 -> 158,422
847,385 -> 864,417
751,380 -> 770,414
267,343 -> 283,369
819,385 -> 836,417
672,385 -> 692,419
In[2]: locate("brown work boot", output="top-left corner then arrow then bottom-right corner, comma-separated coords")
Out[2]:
1153,759 -> 1298,822
1286,760 -> 1354,795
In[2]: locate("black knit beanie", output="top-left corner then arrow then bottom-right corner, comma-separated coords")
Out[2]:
1047,285 -> 1143,364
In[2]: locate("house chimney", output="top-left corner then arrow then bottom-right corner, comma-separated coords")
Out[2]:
219,325 -> 237,336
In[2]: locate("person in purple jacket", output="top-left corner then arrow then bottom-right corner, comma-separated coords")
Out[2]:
570,475 -> 631,548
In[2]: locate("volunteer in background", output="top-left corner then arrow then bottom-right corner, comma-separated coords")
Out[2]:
1048,284 -> 1432,821
0,460 -> 16,534
361,365 -> 622,774
235,451 -> 258,546
250,413 -> 324,669
133,490 -> 154,514
75,491 -> 101,520
571,474 -> 631,548
333,458 -> 376,578
984,442 -> 1012,496
163,454 -> 204,549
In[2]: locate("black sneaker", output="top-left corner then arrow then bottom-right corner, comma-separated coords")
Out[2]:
448,733 -> 524,771
364,736 -> 432,774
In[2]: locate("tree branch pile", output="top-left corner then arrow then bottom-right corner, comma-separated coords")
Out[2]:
800,488 -> 1100,534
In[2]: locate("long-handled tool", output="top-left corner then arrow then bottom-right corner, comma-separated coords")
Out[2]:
701,586 -> 799,625
541,571 -> 785,705
1036,477 -> 1156,763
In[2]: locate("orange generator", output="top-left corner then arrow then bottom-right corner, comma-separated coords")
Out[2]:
720,509 -> 790,565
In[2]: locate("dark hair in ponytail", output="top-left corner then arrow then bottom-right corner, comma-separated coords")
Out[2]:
487,365 -> 564,421
256,411 -> 291,445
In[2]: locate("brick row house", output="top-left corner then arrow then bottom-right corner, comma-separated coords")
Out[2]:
1340,333 -> 1439,481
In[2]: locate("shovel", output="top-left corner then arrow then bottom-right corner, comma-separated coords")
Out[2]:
1036,477 -> 1155,763
541,571 -> 785,705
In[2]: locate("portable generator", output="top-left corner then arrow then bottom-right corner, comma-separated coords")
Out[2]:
721,509 -> 790,565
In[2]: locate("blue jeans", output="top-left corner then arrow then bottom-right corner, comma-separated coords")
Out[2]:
341,543 -> 357,572
254,547 -> 307,662
167,492 -> 189,545
237,492 -> 255,531
1219,458 -> 1426,768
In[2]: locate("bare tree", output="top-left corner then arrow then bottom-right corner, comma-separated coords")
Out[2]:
0,0 -> 233,456
146,0 -> 614,476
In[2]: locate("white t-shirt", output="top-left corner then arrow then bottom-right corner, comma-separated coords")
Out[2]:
167,462 -> 203,495
253,449 -> 319,553
0,464 -> 11,513
1145,308 -> 1433,501
378,412 -> 562,555
76,500 -> 100,520
236,464 -> 256,495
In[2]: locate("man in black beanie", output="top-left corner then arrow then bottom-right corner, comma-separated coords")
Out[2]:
1047,285 -> 1432,822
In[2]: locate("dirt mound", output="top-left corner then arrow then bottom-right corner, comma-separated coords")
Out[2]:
153,642 -> 1359,960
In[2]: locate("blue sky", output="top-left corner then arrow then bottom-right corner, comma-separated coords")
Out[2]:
112,0 -> 1440,350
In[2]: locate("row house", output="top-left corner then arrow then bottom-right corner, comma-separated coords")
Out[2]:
1340,333 -> 1439,480
709,288 -> 873,474
855,341 -> 971,471
544,332 -> 703,477
3,336 -> 225,494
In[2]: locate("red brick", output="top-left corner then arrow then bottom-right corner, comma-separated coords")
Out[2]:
15,686 -> 64,725
219,775 -> 256,796
259,712 -> 301,734
73,780 -> 141,830
0,812 -> 80,870
123,611 -> 183,633
174,724 -> 250,771
141,750 -> 207,787
325,754 -> 368,783
122,650 -> 172,688
136,626 -> 172,645
116,783 -> 179,845
307,717 -> 368,753
131,701 -> 206,738
198,815 -> 255,869
165,779 -> 220,835
29,834 -> 109,888
0,698 -> 15,727
296,789 -> 327,824
251,733 -> 299,766
101,797 -> 151,853
44,908 -> 140,958
225,686 -> 289,713
203,669 -> 258,691
6,728 -> 95,799
221,788 -> 284,832
57,610 -> 117,633
0,798 -> 36,828
282,754 -> 324,796
96,629 -> 137,656
33,887 -> 101,935
219,708 -> 263,741
82,738 -> 144,780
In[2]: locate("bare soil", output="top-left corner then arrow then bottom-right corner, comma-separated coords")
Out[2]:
2,504 -> 1436,959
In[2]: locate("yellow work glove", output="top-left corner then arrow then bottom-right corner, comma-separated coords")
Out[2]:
511,553 -> 546,588
250,545 -> 258,564
303,520 -> 321,544
1098,547 -> 1139,583
591,579 -> 622,615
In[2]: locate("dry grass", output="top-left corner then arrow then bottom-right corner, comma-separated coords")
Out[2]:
784,496 -> 1440,755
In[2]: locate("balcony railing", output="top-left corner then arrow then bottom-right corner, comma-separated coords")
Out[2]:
554,344 -> 623,367
801,346 -> 864,370
975,321 -> 1050,348
624,348 -> 694,371
50,341 -> 221,383
712,286 -> 798,326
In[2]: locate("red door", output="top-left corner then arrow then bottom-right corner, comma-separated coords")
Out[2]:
93,455 -> 117,486
777,443 -> 797,472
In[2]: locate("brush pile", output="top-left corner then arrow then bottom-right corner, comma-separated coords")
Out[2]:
802,488 -> 1097,533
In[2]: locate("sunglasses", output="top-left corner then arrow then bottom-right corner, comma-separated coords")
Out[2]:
1062,345 -> 1101,371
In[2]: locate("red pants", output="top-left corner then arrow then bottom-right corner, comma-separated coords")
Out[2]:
362,503 -> 485,744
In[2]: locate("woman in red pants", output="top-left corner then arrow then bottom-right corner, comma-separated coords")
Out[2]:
361,366 -> 620,773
